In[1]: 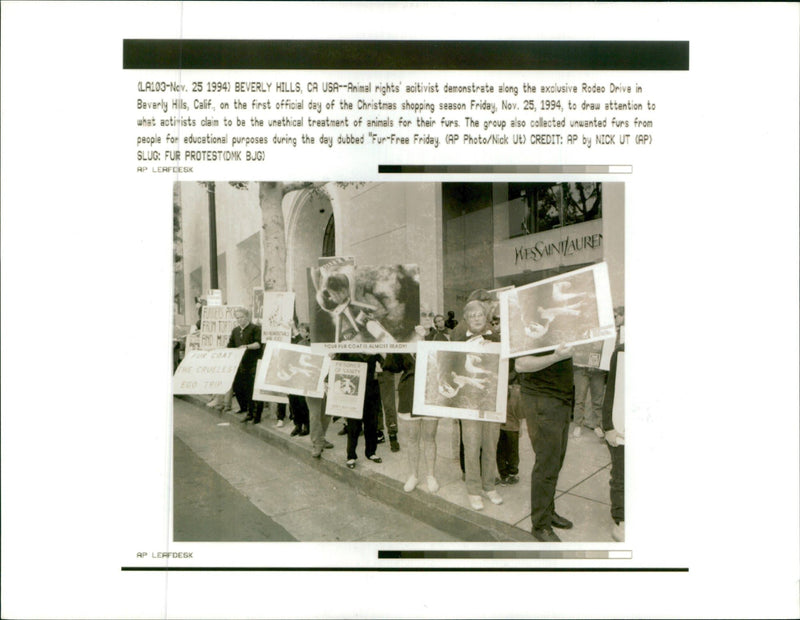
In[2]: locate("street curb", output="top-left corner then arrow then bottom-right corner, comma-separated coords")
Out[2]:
178,395 -> 533,542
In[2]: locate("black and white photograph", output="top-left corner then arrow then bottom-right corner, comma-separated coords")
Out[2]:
3,2 -> 799,618
255,340 -> 329,398
499,262 -> 616,358
415,340 -> 508,423
170,180 -> 626,546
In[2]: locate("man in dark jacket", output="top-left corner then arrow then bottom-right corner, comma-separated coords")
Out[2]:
227,308 -> 264,423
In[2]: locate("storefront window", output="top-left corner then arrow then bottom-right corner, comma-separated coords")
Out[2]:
508,182 -> 602,238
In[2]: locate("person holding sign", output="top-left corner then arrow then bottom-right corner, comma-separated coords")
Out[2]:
455,300 -> 503,511
515,343 -> 576,542
333,353 -> 383,469
384,330 -> 440,494
227,308 -> 264,423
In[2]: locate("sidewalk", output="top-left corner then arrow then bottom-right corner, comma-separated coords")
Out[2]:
178,395 -> 617,542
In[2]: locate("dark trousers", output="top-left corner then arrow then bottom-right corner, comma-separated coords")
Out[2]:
608,443 -> 625,524
276,402 -> 287,421
521,392 -> 571,530
376,371 -> 398,435
346,385 -> 380,460
232,368 -> 256,413
289,395 -> 309,429
496,430 -> 520,478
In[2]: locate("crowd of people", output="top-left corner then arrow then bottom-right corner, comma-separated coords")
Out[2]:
188,295 -> 625,543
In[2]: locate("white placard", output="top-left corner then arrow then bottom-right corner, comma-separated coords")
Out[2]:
573,335 -> 617,371
172,348 -> 246,395
325,360 -> 368,419
254,341 -> 330,398
413,340 -> 509,423
251,360 -> 289,404
260,291 -> 294,343
499,262 -> 615,358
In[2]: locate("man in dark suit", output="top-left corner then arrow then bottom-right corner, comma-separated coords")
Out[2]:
227,308 -> 264,423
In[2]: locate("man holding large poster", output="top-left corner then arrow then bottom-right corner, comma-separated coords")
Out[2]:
515,343 -> 576,542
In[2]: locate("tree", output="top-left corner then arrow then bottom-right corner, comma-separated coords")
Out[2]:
240,181 -> 326,292
231,181 -> 360,292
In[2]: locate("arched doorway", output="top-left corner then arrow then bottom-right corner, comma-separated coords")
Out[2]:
286,190 -> 334,323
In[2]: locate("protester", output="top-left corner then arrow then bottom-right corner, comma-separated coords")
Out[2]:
454,300 -> 503,510
426,314 -> 450,341
376,359 -> 400,452
333,353 -> 383,469
444,310 -> 458,331
227,308 -> 264,424
603,306 -> 625,541
288,322 -> 310,436
573,364 -> 607,439
515,343 -> 576,542
497,371 -> 522,486
384,326 -> 440,493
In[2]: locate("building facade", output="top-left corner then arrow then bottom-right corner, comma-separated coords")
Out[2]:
175,181 -> 623,328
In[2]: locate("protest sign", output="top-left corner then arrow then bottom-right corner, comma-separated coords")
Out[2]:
499,262 -> 615,358
172,348 -> 245,395
251,360 -> 289,404
325,360 -> 367,419
573,336 -> 616,371
199,305 -> 241,350
413,341 -> 508,423
260,292 -> 294,343
254,341 -> 330,398
309,260 -> 421,353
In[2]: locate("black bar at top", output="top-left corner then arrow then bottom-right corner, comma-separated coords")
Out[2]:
123,40 -> 689,70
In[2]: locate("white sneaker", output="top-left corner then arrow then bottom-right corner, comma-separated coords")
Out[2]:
612,521 -> 625,542
594,426 -> 605,439
276,420 -> 285,428
427,475 -> 440,494
572,426 -> 582,438
206,398 -> 220,408
403,475 -> 418,493
485,490 -> 503,505
468,494 -> 484,510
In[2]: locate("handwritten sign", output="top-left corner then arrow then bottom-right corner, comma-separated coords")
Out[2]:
172,348 -> 246,395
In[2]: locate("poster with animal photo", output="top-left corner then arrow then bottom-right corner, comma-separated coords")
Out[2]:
260,291 -> 294,343
413,341 -> 509,423
251,360 -> 289,404
572,336 -> 617,371
324,360 -> 367,419
499,262 -> 615,358
307,257 -> 356,346
308,260 -> 420,353
254,341 -> 330,398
